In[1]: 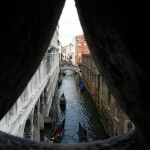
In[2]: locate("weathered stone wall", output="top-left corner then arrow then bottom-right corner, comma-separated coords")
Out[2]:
82,54 -> 132,138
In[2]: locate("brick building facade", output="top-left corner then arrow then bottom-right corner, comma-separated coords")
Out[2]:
82,54 -> 135,137
75,34 -> 90,65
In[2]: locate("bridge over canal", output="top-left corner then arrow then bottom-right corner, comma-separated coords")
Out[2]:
60,64 -> 80,73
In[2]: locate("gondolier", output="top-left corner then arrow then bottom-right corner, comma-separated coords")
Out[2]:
49,118 -> 65,143
44,134 -> 49,143
60,93 -> 66,108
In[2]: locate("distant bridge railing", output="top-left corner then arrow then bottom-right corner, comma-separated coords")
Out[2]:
60,64 -> 80,73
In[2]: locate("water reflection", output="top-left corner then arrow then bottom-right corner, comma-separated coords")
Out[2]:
49,70 -> 109,143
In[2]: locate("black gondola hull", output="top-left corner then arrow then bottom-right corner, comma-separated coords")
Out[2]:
78,122 -> 88,142
49,119 -> 65,143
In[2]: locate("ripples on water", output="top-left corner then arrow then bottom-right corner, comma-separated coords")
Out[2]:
49,70 -> 109,143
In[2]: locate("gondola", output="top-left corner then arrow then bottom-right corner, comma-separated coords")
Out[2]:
80,82 -> 85,92
79,79 -> 85,92
49,118 -> 65,143
58,79 -> 62,87
78,122 -> 88,142
63,71 -> 66,76
60,93 -> 66,108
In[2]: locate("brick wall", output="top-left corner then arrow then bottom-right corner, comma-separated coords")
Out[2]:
82,54 -> 134,138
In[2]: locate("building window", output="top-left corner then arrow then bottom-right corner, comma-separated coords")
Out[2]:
127,121 -> 133,132
115,103 -> 120,121
124,120 -> 135,133
115,131 -> 118,136
78,53 -> 81,57
116,108 -> 119,119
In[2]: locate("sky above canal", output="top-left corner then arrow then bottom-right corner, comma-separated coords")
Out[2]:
58,0 -> 83,46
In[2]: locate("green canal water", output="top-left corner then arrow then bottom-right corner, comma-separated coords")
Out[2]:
41,70 -> 109,143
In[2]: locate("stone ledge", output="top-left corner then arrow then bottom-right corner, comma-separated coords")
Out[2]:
0,130 -> 139,150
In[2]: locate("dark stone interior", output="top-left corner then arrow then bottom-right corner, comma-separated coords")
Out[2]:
0,0 -> 149,149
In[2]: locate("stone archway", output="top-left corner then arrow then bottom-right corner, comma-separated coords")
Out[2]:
33,104 -> 40,141
39,93 -> 44,130
23,119 -> 32,140
43,88 -> 47,106
40,93 -> 44,116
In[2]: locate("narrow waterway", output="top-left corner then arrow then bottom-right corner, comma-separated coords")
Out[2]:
43,70 -> 109,143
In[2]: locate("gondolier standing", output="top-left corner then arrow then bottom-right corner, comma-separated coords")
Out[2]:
82,124 -> 87,136
44,134 -> 49,143
60,93 -> 66,108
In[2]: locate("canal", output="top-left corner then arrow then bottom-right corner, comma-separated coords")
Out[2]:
42,70 -> 109,143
